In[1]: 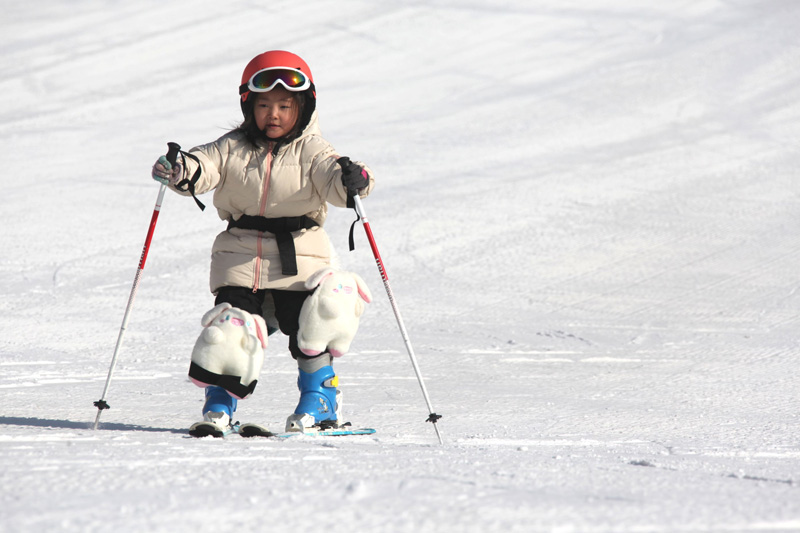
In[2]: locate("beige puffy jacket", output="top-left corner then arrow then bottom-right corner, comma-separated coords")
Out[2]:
171,111 -> 374,292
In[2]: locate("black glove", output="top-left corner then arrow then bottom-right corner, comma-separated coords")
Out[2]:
337,157 -> 369,196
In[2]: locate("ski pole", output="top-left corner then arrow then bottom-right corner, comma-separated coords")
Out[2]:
93,142 -> 181,430
352,194 -> 444,445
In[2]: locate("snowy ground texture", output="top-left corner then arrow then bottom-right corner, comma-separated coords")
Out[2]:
2,1 -> 799,531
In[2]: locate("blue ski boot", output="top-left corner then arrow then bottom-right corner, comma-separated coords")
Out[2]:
189,386 -> 238,437
285,366 -> 342,432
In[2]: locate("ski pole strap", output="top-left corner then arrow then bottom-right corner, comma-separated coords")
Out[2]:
174,150 -> 206,211
348,207 -> 360,252
227,214 -> 319,276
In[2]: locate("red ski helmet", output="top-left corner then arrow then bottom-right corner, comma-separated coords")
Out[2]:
239,50 -> 315,104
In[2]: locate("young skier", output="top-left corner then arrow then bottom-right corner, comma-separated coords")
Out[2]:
151,50 -> 375,435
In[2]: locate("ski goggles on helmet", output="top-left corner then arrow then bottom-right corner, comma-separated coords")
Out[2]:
239,67 -> 311,96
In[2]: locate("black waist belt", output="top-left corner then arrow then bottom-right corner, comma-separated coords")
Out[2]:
228,215 -> 319,276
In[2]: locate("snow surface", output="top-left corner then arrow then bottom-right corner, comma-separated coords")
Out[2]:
1,1 -> 799,531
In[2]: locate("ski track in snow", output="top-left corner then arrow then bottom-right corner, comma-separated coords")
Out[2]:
1,1 -> 800,532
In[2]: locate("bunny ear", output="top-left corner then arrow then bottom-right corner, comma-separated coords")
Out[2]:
352,273 -> 372,303
200,302 -> 233,327
304,267 -> 335,290
252,316 -> 268,348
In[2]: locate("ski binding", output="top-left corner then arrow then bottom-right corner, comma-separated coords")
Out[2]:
188,421 -> 238,438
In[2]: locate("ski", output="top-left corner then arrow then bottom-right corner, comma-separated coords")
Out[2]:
188,421 -> 239,438
239,422 -> 375,439
189,421 -> 375,439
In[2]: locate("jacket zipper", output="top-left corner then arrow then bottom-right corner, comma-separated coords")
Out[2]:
252,143 -> 275,292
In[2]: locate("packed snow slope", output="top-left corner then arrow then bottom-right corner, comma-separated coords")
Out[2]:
1,1 -> 799,532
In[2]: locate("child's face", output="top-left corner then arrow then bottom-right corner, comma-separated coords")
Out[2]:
253,87 -> 300,139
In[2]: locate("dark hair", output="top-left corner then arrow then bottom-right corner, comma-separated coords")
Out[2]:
236,91 -> 308,148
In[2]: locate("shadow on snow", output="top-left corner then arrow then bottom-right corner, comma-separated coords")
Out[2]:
0,416 -> 187,434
